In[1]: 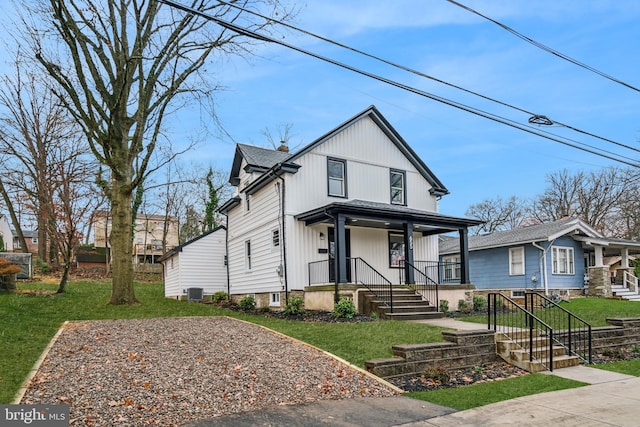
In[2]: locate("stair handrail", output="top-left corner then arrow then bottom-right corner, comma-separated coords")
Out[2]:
399,260 -> 438,309
349,257 -> 394,312
525,292 -> 592,364
624,270 -> 639,294
488,292 -> 556,371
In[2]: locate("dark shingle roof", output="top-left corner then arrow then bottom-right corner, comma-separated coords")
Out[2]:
237,144 -> 291,169
439,217 -> 600,254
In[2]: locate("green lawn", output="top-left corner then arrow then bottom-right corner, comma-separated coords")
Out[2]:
0,280 -> 444,403
592,358 -> 640,376
460,297 -> 640,327
3,282 -> 639,409
406,374 -> 587,410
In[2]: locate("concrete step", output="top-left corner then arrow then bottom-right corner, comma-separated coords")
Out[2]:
387,305 -> 438,314
384,311 -> 445,321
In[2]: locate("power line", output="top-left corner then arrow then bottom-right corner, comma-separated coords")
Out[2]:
214,0 -> 640,155
446,0 -> 640,94
156,0 -> 640,168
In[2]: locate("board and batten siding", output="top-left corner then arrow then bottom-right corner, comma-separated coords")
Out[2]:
286,116 -> 439,214
227,176 -> 285,295
162,228 -> 227,298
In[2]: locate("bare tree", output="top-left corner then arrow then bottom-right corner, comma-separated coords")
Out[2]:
465,196 -> 529,235
531,169 -> 583,223
27,0 -> 294,304
0,56 -> 85,263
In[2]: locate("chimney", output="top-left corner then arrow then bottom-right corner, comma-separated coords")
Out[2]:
276,140 -> 289,153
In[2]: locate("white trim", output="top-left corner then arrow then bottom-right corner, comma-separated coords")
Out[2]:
509,246 -> 525,276
269,292 -> 281,307
552,246 -> 575,275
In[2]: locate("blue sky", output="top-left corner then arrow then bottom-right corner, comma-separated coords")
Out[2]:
180,0 -> 640,218
3,1 -> 640,218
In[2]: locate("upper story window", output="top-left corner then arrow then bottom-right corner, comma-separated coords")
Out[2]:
509,247 -> 525,276
390,169 -> 406,205
552,246 -> 574,275
327,158 -> 346,197
244,194 -> 251,212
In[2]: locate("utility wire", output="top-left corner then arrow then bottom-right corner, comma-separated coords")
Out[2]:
446,0 -> 640,94
214,0 -> 640,155
157,0 -> 639,168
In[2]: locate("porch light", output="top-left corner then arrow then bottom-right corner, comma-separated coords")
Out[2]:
319,232 -> 325,240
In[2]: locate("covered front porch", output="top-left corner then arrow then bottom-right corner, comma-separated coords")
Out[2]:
296,200 -> 482,316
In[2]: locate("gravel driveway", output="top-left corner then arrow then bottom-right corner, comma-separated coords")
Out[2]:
20,317 -> 398,426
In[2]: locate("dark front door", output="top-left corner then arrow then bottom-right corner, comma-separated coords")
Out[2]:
328,227 -> 351,282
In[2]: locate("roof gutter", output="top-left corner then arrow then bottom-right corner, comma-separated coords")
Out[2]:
532,241 -> 551,296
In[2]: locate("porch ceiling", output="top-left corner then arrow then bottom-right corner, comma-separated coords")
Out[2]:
295,199 -> 482,234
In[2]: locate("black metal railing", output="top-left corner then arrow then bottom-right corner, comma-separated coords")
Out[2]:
525,292 -> 592,364
399,261 -> 438,307
488,292 -> 556,371
350,257 -> 394,311
412,260 -> 462,284
307,258 -> 394,311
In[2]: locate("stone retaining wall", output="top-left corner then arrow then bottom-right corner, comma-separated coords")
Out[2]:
365,329 -> 497,379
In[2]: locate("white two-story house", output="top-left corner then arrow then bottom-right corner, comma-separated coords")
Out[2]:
218,106 -> 480,314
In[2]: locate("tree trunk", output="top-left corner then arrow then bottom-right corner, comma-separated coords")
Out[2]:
108,178 -> 138,305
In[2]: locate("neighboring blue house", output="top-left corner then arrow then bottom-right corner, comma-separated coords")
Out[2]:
439,217 -> 640,298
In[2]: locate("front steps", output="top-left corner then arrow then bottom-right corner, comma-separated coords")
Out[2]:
365,287 -> 444,321
495,331 -> 580,372
612,285 -> 640,301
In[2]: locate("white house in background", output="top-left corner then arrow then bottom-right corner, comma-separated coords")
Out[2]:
0,215 -> 11,251
217,105 -> 480,312
159,226 -> 227,299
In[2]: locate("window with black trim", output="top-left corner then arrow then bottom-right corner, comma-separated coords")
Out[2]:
388,232 -> 405,267
245,240 -> 252,270
390,169 -> 406,205
327,158 -> 346,197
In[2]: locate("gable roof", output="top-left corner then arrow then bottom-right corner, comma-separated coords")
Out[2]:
158,225 -> 226,263
439,217 -> 603,254
288,105 -> 448,196
229,144 -> 292,186
225,105 -> 449,196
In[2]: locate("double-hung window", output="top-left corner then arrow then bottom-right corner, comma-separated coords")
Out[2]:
390,169 -> 406,205
442,255 -> 461,281
509,247 -> 525,276
552,246 -> 574,274
327,158 -> 346,197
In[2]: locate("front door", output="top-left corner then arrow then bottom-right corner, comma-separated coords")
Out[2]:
328,227 -> 351,282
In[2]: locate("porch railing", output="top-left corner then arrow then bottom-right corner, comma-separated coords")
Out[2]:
525,292 -> 592,364
412,260 -> 461,284
399,261 -> 438,307
624,270 -> 639,294
488,292 -> 556,371
307,258 -> 394,311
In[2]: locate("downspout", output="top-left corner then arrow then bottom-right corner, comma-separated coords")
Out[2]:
274,174 -> 289,305
224,215 -> 230,298
532,241 -> 550,296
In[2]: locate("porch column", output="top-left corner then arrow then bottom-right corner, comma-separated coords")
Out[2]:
403,221 -> 415,284
459,228 -> 470,284
334,214 -> 348,284
621,248 -> 630,269
594,245 -> 604,267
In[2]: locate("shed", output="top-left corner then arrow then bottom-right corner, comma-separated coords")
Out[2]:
0,253 -> 33,279
159,226 -> 227,299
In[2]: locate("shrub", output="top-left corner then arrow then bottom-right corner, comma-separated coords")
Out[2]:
283,296 -> 306,316
458,299 -> 471,314
473,295 -> 487,312
423,365 -> 450,384
212,291 -> 229,304
332,298 -> 357,319
439,299 -> 449,313
238,295 -> 256,311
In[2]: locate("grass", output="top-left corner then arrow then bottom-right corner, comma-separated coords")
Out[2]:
460,297 -> 640,327
0,279 -> 444,404
592,359 -> 640,376
406,374 -> 587,410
